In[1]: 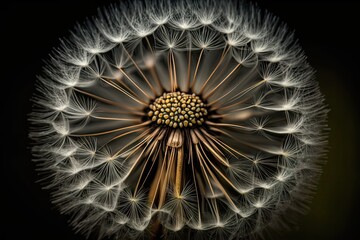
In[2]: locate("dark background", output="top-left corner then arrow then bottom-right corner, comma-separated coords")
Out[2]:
2,0 -> 359,239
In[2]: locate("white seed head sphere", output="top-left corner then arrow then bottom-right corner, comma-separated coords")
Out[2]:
30,0 -> 328,239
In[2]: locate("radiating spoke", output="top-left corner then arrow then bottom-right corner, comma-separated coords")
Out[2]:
219,79 -> 267,108
171,51 -> 178,91
207,66 -> 258,107
70,120 -> 151,137
206,121 -> 252,131
186,47 -> 192,91
98,76 -> 148,105
119,68 -> 153,99
91,115 -> 141,122
199,46 -> 230,94
121,43 -> 157,96
203,63 -> 241,99
196,145 -> 215,196
74,88 -> 133,109
98,127 -> 145,151
168,51 -> 178,92
197,144 -> 237,210
190,48 -> 204,90
200,128 -> 252,161
175,147 -> 184,197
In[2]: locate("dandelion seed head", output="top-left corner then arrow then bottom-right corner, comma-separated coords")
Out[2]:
30,0 -> 328,239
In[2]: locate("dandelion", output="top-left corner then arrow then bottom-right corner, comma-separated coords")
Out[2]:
30,0 -> 328,239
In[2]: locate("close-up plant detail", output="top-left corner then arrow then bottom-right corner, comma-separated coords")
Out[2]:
29,0 -> 328,239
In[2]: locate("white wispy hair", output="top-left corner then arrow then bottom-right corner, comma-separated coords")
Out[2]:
30,0 -> 328,239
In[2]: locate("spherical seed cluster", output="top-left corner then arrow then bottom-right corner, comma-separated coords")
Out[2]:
148,92 -> 207,128
29,0 -> 328,239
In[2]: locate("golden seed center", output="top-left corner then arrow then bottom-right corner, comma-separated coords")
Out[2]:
148,92 -> 207,128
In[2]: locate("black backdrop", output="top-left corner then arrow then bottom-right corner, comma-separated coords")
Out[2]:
2,1 -> 359,239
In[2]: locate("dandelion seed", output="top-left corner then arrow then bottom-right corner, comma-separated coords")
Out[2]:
30,0 -> 328,239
